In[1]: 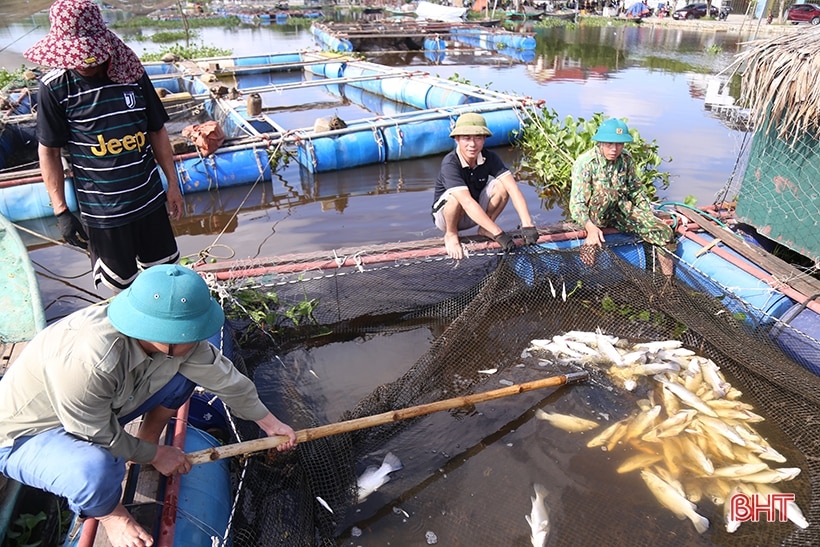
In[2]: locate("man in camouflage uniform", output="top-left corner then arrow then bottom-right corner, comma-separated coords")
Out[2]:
569,118 -> 675,272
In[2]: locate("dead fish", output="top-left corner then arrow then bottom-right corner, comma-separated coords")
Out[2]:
596,327 -> 624,367
316,496 -> 333,513
586,419 -> 628,448
724,485 -> 745,533
655,377 -> 719,418
535,409 -> 599,432
640,469 -> 710,534
357,452 -> 403,503
525,483 -> 550,547
616,452 -> 663,474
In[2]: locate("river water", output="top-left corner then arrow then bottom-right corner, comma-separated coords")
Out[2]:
0,16 -> 756,321
1,12 -> 782,546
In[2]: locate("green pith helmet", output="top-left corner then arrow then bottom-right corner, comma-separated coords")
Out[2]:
108,264 -> 224,344
592,118 -> 633,143
449,113 -> 493,138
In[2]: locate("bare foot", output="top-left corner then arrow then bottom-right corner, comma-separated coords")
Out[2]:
444,233 -> 463,260
98,504 -> 154,547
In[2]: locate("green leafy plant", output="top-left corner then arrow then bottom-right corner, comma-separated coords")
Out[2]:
0,66 -> 30,90
149,30 -> 196,44
6,511 -> 47,547
226,286 -> 319,336
140,43 -> 231,62
515,109 -> 672,211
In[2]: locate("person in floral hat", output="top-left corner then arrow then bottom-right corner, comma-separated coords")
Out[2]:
24,0 -> 184,293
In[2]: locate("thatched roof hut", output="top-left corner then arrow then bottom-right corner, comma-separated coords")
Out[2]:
724,28 -> 820,263
727,28 -> 820,143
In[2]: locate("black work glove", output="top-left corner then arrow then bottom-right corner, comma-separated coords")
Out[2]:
56,210 -> 89,250
493,231 -> 516,252
521,226 -> 539,245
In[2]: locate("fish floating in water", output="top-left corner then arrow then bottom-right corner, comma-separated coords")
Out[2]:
528,330 -> 807,535
535,409 -> 600,432
525,483 -> 550,547
357,452 -> 403,503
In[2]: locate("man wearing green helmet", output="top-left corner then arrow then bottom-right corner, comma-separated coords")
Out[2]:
432,112 -> 540,259
0,264 -> 296,547
569,118 -> 675,273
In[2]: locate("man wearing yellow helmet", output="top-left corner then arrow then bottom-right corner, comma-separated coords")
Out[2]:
432,112 -> 539,260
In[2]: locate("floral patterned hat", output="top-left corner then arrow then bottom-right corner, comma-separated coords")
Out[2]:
24,0 -> 144,84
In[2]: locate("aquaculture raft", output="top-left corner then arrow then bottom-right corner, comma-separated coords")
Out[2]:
0,52 -> 539,221
309,20 -> 536,55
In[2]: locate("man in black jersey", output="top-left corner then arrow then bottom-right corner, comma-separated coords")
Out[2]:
25,0 -> 184,293
431,113 -> 539,259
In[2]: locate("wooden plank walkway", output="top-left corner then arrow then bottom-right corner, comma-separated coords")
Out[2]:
677,207 -> 820,299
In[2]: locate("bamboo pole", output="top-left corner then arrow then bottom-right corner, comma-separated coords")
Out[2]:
187,371 -> 588,465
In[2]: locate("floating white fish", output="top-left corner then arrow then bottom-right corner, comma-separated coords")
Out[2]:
640,469 -> 710,534
316,496 -> 333,513
548,277 -> 556,298
525,483 -> 550,547
596,327 -> 624,367
478,368 -> 498,374
724,485 -> 745,533
535,409 -> 599,432
357,452 -> 403,503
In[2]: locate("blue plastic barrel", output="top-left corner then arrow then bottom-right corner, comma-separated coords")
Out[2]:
381,78 -> 430,109
424,37 -> 446,52
425,84 -> 470,109
771,302 -> 820,376
382,118 -> 453,161
297,128 -> 387,172
175,147 -> 272,193
175,427 -> 232,547
342,65 -> 384,95
306,61 -> 346,79
0,179 -> 78,222
481,109 -> 524,148
675,234 -> 794,325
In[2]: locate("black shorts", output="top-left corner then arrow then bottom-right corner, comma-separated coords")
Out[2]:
87,206 -> 180,292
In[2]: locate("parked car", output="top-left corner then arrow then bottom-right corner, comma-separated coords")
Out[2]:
672,3 -> 720,19
786,3 -> 820,24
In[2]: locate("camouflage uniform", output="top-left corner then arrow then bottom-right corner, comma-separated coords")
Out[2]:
569,145 -> 673,247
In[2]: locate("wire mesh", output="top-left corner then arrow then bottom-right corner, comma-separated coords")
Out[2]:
213,242 -> 819,546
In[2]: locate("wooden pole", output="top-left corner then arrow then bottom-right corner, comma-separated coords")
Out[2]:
187,371 -> 588,466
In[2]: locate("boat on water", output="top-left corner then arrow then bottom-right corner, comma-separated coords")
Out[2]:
0,212 -> 46,545
0,213 -> 45,344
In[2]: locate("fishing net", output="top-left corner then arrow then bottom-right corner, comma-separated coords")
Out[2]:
200,233 -> 820,546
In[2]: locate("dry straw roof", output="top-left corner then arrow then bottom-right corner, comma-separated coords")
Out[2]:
726,28 -> 820,143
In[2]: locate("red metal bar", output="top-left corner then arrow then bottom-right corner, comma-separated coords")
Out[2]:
76,518 -> 99,547
196,228 -> 595,280
157,401 -> 190,547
